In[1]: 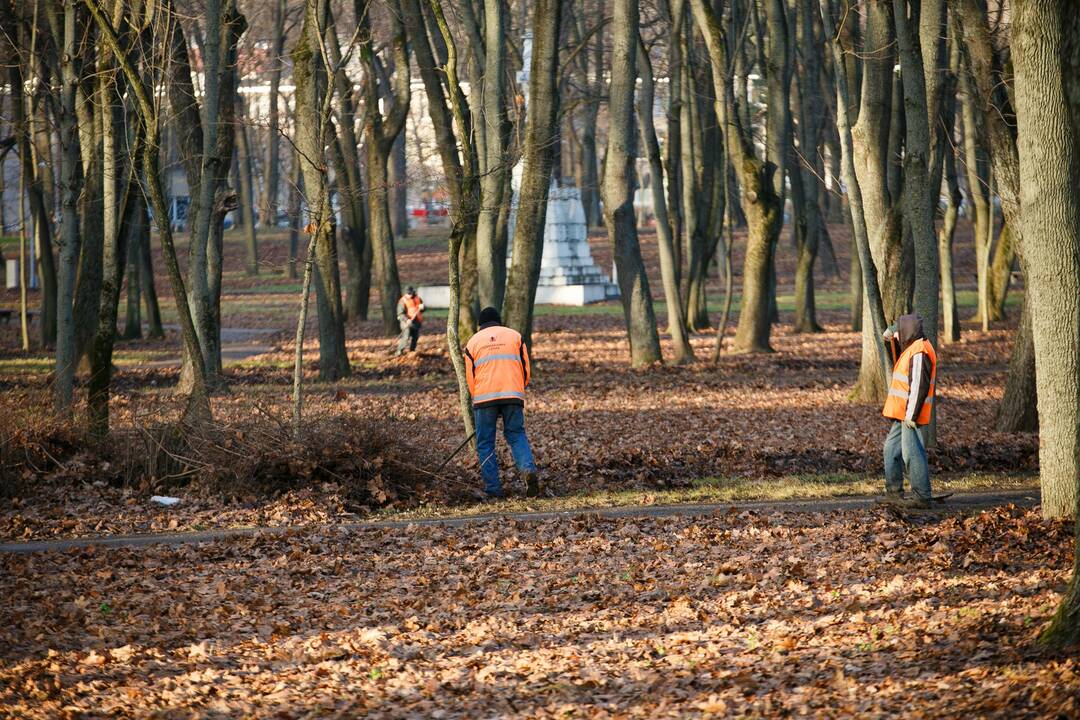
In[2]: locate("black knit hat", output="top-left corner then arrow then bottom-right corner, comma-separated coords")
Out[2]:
478,306 -> 501,326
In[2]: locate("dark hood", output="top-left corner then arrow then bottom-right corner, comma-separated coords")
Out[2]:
897,313 -> 925,350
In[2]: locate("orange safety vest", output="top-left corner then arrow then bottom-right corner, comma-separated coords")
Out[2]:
882,338 -> 937,425
400,294 -> 423,323
464,325 -> 531,407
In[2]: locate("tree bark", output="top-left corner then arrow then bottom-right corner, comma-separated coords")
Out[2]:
1012,0 -> 1080,523
503,0 -> 564,348
637,34 -> 693,363
819,0 -> 890,378
1011,0 -> 1080,648
292,0 -> 349,380
261,0 -> 287,223
359,0 -> 410,336
603,0 -> 661,367
474,0 -> 509,309
83,0 -> 212,423
692,0 -> 783,355
893,0 -> 939,348
236,96 -> 259,276
53,0 -> 82,412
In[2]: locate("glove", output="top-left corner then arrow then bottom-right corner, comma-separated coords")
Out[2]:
903,419 -> 918,430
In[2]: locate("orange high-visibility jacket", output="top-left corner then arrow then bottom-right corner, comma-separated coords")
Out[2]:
882,338 -> 937,425
464,325 -> 531,407
399,294 -> 423,323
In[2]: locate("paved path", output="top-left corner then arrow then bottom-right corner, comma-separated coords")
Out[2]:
0,488 -> 1040,555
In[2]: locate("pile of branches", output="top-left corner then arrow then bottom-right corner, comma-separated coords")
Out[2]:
0,416 -> 472,510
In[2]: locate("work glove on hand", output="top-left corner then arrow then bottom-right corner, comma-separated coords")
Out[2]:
903,419 -> 918,430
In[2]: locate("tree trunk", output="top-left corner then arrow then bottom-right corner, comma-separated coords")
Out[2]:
54,0 -> 82,412
261,0 -> 286,223
359,0 -> 410,336
123,190 -> 143,340
894,0 -> 940,347
292,0 -> 349,379
996,294 -> 1038,432
603,0 -> 661,367
637,35 -> 693,363
138,200 -> 164,340
324,18 -> 368,321
83,0 -> 212,423
819,0 -> 891,380
30,95 -> 58,348
958,67 -> 992,322
88,89 -> 136,437
849,0 -> 901,400
988,221 -> 1016,319
1011,0 -> 1080,648
503,0 -> 564,348
389,130 -> 408,239
1012,0 -> 1080,522
236,98 -> 259,276
692,0 -> 783,355
473,0 -> 508,309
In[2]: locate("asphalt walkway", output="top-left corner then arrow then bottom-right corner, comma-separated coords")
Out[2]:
0,488 -> 1040,554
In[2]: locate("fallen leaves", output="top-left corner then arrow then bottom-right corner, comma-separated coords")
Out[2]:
1,506 -> 1076,718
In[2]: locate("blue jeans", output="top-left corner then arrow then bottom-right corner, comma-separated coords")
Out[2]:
883,421 -> 931,500
475,404 -> 536,496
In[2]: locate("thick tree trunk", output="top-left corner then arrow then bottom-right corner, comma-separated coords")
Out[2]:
1012,0 -> 1080,648
389,131 -> 408,239
503,0 -> 564,348
849,0 -> 901,400
1012,0 -> 1080,523
996,294 -> 1038,433
603,0 -> 661,367
83,0 -> 212,423
88,111 -> 136,437
692,0 -> 784,355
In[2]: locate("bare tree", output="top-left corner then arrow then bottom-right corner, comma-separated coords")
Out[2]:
692,0 -> 783,354
358,0 -> 410,336
604,0 -> 662,366
84,0 -> 212,423
291,0 -> 349,381
502,0 -> 565,348
637,33 -> 693,363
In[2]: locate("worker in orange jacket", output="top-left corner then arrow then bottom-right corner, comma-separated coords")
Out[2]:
396,286 -> 425,356
464,307 -> 540,499
881,313 -> 937,508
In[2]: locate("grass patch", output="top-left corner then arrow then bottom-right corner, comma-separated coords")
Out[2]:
372,471 -> 1038,522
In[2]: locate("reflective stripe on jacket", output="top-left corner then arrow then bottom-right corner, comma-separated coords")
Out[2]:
882,338 -> 937,425
399,294 -> 423,323
464,324 -> 531,407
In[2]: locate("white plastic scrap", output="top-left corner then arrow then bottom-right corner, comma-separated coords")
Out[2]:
150,496 -> 182,507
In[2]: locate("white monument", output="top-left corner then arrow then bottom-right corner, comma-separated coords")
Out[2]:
507,31 -> 617,306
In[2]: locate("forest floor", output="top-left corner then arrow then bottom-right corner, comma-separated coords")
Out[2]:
1,503 -> 1076,717
0,221 -> 1037,542
1,222 -> 1074,717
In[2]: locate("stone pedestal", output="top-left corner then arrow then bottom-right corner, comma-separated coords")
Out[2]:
507,173 -> 618,305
